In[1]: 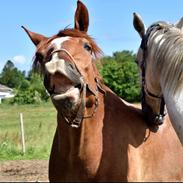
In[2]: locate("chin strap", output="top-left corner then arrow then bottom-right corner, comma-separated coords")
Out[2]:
63,77 -> 105,128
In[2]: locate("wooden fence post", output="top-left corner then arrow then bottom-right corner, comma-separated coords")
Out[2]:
19,113 -> 26,155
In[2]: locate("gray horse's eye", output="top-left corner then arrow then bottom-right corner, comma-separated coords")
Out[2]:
84,43 -> 92,53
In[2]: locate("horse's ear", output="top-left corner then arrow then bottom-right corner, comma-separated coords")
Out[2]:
21,26 -> 47,46
74,0 -> 89,32
133,12 -> 145,38
175,17 -> 183,30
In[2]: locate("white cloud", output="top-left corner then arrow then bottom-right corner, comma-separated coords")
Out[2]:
12,55 -> 26,64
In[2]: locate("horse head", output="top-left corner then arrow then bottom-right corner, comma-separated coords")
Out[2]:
133,13 -> 168,125
22,0 -> 103,128
133,13 -> 183,144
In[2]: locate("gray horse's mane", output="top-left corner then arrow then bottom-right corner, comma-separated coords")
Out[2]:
147,22 -> 183,95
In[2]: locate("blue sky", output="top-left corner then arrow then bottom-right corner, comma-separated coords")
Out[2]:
0,0 -> 183,73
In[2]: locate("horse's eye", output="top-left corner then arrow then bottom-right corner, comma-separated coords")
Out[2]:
84,43 -> 92,53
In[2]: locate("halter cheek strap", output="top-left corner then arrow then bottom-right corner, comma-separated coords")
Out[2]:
140,23 -> 167,125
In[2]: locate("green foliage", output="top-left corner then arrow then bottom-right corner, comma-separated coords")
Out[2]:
0,60 -> 50,104
0,60 -> 26,89
99,50 -> 140,102
28,73 -> 49,102
10,73 -> 49,105
0,60 -> 49,105
12,89 -> 42,105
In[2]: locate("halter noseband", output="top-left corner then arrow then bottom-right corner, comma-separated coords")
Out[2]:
140,23 -> 167,125
49,48 -> 106,128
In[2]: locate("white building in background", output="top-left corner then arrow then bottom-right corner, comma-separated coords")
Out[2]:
0,84 -> 14,104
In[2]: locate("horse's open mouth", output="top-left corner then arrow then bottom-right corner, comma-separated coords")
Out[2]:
51,84 -> 82,102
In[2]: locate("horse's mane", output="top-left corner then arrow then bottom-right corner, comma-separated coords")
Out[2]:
147,22 -> 183,95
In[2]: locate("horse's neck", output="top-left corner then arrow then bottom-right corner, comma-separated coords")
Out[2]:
54,89 -> 157,179
55,88 -> 133,156
56,92 -> 105,156
55,88 -> 147,159
163,89 -> 183,144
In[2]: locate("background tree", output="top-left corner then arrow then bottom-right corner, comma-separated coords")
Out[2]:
98,50 -> 141,102
0,60 -> 49,104
0,60 -> 26,89
11,72 -> 49,105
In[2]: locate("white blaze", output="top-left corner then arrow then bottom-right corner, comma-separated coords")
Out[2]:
46,36 -> 71,74
51,36 -> 71,49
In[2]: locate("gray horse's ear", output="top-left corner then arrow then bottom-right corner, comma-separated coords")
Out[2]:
21,26 -> 48,46
74,0 -> 89,32
175,17 -> 183,30
133,12 -> 145,38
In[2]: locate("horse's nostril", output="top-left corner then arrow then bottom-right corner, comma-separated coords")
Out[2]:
75,84 -> 82,90
47,55 -> 52,62
47,85 -> 55,95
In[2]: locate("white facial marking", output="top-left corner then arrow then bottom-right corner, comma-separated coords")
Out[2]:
51,36 -> 71,49
46,37 -> 71,74
45,59 -> 67,75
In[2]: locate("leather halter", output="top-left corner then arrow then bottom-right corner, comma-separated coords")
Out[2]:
140,23 -> 167,125
49,48 -> 106,128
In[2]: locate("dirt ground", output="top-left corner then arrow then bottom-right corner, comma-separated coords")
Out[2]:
0,160 -> 49,182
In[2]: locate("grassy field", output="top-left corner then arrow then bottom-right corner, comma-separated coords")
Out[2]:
0,101 -> 57,161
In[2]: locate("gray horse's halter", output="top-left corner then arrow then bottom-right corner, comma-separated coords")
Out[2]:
140,22 -> 168,125
49,48 -> 106,128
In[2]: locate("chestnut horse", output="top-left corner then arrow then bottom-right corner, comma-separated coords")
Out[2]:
23,1 -> 183,181
133,13 -> 183,145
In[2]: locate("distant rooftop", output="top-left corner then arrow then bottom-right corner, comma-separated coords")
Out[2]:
0,84 -> 13,92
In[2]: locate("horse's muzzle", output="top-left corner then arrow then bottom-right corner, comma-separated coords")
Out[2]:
142,100 -> 164,126
44,59 -> 83,102
45,59 -> 82,85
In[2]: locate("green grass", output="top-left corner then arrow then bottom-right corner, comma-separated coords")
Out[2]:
0,101 -> 57,161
